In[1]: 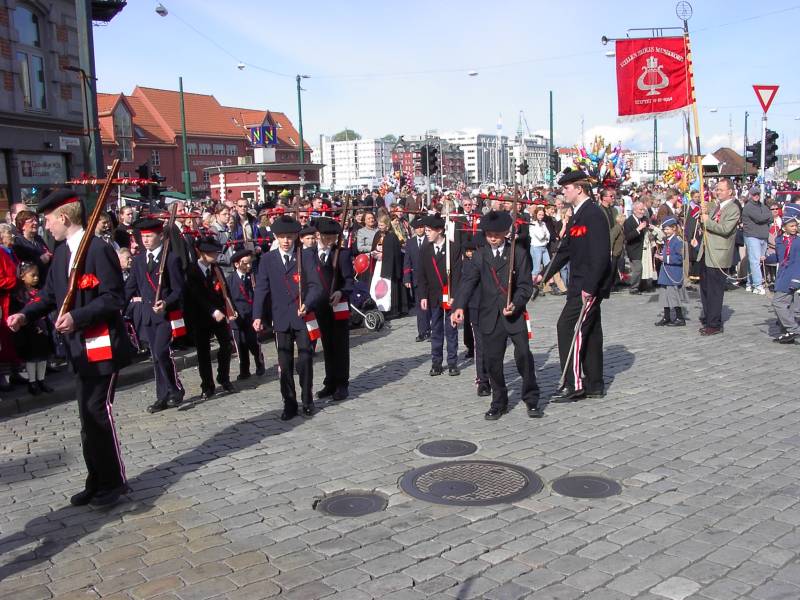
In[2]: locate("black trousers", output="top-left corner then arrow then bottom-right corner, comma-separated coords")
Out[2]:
413,286 -> 431,336
233,323 -> 264,375
483,322 -> 540,410
142,321 -> 184,402
194,319 -> 232,392
317,307 -> 350,390
275,328 -> 313,409
76,373 -> 125,492
471,316 -> 488,385
463,307 -> 475,352
699,261 -> 726,329
556,295 -> 604,392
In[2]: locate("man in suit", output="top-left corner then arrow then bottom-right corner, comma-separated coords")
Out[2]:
124,217 -> 185,413
452,211 -> 541,420
402,217 -> 431,341
8,189 -> 132,508
697,178 -> 742,335
623,201 -> 649,294
417,214 -> 462,376
537,170 -> 613,401
313,217 -> 355,402
184,237 -> 235,399
227,249 -> 265,380
253,215 -> 324,420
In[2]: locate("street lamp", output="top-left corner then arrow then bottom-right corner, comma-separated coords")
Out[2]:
296,74 -> 309,164
155,3 -> 168,17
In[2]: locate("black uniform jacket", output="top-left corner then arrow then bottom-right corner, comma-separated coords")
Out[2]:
416,239 -> 462,310
124,249 -> 184,327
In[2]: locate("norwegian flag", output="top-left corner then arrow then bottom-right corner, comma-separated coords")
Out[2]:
304,312 -> 321,341
524,311 -> 533,340
442,284 -> 451,311
168,310 -> 187,339
332,301 -> 351,321
85,322 -> 113,362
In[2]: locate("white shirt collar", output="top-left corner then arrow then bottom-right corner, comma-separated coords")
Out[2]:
66,228 -> 84,269
237,269 -> 248,279
146,245 -> 162,259
719,198 -> 734,210
572,197 -> 590,215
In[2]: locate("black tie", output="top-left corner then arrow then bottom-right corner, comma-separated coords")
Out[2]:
245,276 -> 254,297
147,252 -> 155,272
320,252 -> 327,265
206,267 -> 214,286
284,253 -> 290,267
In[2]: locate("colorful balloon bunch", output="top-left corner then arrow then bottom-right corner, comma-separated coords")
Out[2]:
573,136 -> 629,188
661,156 -> 696,193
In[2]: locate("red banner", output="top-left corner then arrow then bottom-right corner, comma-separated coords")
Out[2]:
615,37 -> 692,120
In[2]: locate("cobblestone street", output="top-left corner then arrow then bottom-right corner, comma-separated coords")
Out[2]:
1,288 -> 799,600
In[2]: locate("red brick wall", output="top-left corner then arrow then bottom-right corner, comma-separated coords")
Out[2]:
2,70 -> 13,92
0,7 -> 9,27
0,39 -> 11,59
59,84 -> 72,100
56,26 -> 68,43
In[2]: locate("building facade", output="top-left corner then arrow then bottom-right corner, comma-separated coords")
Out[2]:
312,138 -> 393,191
391,136 -> 466,189
0,0 -> 88,210
439,131 -> 510,186
510,134 -> 549,185
97,86 -> 311,198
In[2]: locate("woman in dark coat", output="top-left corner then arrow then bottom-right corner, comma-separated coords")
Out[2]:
371,214 -> 407,318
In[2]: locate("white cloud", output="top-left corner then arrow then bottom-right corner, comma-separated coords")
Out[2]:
581,125 -> 642,149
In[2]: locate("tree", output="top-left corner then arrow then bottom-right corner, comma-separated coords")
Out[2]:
332,129 -> 361,142
381,134 -> 397,144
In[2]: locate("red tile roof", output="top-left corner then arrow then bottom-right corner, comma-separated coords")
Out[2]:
133,86 -> 243,139
220,106 -> 310,151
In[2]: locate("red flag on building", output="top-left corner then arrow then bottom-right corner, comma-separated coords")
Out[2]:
615,37 -> 692,120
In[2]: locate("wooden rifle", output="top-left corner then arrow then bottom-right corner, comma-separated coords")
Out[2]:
154,202 -> 179,304
329,195 -> 351,295
506,185 -> 520,306
58,159 -> 121,320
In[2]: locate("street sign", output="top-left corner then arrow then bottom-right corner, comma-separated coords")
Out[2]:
248,125 -> 278,147
753,85 -> 779,113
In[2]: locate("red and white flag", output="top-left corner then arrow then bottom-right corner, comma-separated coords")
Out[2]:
441,284 -> 451,311
332,301 -> 351,321
524,311 -> 533,340
85,322 -> 113,362
304,312 -> 321,341
168,310 -> 187,339
615,37 -> 692,120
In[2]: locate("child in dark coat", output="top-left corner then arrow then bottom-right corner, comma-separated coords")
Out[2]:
11,262 -> 54,395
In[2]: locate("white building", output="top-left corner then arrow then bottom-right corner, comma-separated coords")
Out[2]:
312,137 -> 393,190
628,150 -> 669,182
439,131 -> 510,185
510,134 -> 549,185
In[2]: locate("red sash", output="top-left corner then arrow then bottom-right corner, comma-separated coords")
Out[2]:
431,250 -> 451,310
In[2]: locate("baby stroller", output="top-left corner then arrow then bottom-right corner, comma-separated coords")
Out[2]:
349,279 -> 385,331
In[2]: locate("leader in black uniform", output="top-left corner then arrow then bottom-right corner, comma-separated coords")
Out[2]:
536,170 -> 612,400
451,210 -> 542,420
227,249 -> 266,379
184,236 -> 235,399
8,189 -> 132,507
313,217 -> 355,402
124,217 -> 186,413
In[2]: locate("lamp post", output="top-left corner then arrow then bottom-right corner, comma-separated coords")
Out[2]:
296,74 -> 309,196
178,77 -> 192,199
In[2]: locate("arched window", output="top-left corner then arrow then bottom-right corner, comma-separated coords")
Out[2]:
12,4 -> 46,110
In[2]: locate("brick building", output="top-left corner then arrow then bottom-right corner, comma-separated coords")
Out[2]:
97,86 -> 313,199
392,137 -> 466,188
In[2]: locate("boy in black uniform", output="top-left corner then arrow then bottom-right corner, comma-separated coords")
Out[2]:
8,189 -> 132,507
313,217 -> 355,401
536,170 -> 612,400
227,249 -> 265,380
402,217 -> 431,342
185,237 -> 235,399
124,217 -> 186,413
462,239 -> 490,396
417,215 -> 462,376
253,215 -> 324,420
452,211 -> 541,419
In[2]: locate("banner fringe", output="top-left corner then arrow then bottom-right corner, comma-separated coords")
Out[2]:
617,107 -> 690,123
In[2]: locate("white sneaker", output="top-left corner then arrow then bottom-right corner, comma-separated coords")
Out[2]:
745,284 -> 753,292
754,286 -> 766,295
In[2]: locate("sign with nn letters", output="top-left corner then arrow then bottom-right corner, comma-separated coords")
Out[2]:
248,125 -> 278,147
752,85 -> 779,113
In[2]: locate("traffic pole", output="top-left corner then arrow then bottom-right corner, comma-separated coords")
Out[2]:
760,113 -> 767,198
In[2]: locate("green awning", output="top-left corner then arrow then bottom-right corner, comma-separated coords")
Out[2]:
160,190 -> 190,200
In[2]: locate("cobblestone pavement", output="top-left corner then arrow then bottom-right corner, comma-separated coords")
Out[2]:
1,287 -> 799,600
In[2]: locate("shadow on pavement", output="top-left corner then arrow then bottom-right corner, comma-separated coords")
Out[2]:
0,408 -> 300,582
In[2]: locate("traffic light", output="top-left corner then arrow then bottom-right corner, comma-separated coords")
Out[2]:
419,145 -> 429,176
765,129 -> 779,168
745,142 -> 761,168
518,160 -> 529,176
151,172 -> 167,206
549,151 -> 559,173
136,163 -> 150,199
429,147 -> 439,175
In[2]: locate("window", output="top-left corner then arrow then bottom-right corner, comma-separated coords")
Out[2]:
118,138 -> 132,162
13,6 -> 40,47
187,143 -> 198,155
202,171 -> 210,184
199,143 -> 211,155
113,106 -> 131,138
226,144 -> 237,156
150,150 -> 160,167
213,144 -> 224,156
14,5 -> 47,113
189,171 -> 197,183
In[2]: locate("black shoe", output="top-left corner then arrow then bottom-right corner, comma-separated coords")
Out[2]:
585,389 -> 606,398
220,381 -> 235,393
301,404 -> 315,418
654,308 -> 671,326
316,386 -> 336,399
332,386 -> 349,401
667,318 -> 686,327
629,289 -> 641,295
147,399 -> 169,414
484,407 -> 507,420
775,332 -> 798,344
37,381 -> 55,394
477,383 -> 492,397
70,488 -> 95,506
429,365 -> 443,376
552,387 -> 586,402
527,406 -> 545,418
448,366 -> 460,376
28,382 -> 41,396
89,485 -> 127,508
280,408 -> 297,421
255,366 -> 266,376
200,388 -> 215,400
415,334 -> 428,342
237,372 -> 251,381
463,350 -> 474,359
166,395 -> 183,408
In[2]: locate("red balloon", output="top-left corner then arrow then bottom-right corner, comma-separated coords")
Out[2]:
354,253 -> 370,275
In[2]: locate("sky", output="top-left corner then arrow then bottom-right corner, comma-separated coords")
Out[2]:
94,1 -> 800,155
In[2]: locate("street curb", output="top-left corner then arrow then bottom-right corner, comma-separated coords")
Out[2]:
0,350 -> 200,419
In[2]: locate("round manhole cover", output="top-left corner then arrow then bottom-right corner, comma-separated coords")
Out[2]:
400,460 -> 543,506
552,475 -> 621,499
316,491 -> 388,517
418,440 -> 478,458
